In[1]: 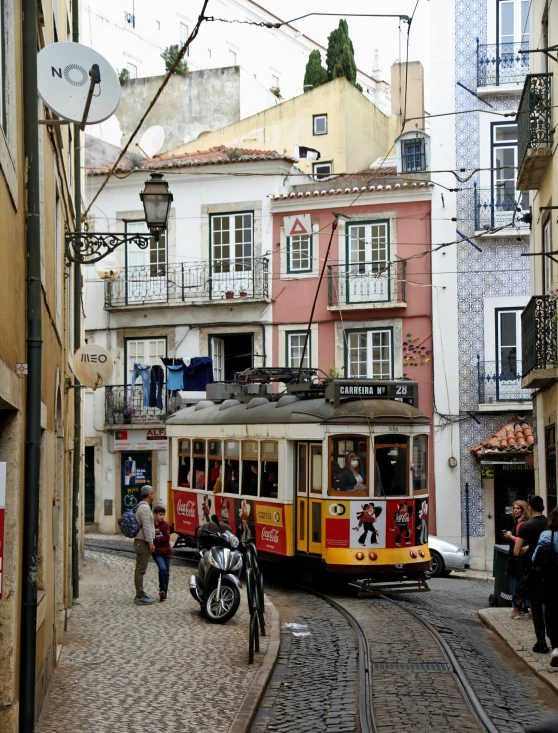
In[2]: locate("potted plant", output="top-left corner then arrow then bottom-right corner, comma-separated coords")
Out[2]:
111,397 -> 129,423
225,291 -> 234,300
123,407 -> 135,424
239,290 -> 248,298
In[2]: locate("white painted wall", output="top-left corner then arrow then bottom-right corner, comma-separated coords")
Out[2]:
429,0 -> 462,546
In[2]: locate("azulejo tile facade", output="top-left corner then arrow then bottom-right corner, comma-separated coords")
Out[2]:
454,0 -> 530,537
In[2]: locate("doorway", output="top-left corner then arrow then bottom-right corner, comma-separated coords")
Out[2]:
210,333 -> 254,381
493,464 -> 535,538
295,442 -> 323,554
121,452 -> 153,515
84,446 -> 95,524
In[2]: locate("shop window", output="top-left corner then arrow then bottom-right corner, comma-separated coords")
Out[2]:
208,440 -> 222,492
329,436 -> 368,496
178,439 -> 190,487
190,439 -> 206,489
223,440 -> 240,494
242,440 -> 259,496
260,441 -> 278,498
375,435 -> 409,497
412,435 -> 428,494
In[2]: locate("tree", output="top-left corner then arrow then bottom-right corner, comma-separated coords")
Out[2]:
161,45 -> 189,76
118,68 -> 130,84
303,50 -> 328,90
325,20 -> 361,91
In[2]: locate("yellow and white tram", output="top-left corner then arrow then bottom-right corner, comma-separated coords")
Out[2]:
166,372 -> 431,580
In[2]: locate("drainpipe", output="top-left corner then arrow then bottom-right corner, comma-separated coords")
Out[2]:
72,0 -> 81,599
20,0 -> 42,729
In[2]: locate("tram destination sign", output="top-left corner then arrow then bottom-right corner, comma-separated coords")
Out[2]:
325,380 -> 418,407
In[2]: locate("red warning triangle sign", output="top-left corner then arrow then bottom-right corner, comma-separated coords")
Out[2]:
290,217 -> 308,235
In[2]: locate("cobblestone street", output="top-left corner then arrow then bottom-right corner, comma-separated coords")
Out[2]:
36,550 -> 269,733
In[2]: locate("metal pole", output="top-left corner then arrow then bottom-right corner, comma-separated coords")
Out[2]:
20,0 -> 42,729
465,482 -> 471,555
72,0 -> 82,600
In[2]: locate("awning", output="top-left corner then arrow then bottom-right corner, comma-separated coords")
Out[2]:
471,417 -> 534,459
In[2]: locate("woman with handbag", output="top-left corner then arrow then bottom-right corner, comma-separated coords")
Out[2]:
503,500 -> 531,619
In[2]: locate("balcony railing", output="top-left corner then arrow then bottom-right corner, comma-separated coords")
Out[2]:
105,385 -> 173,424
105,258 -> 269,307
473,185 -> 529,230
521,295 -> 557,380
517,73 -> 553,189
477,357 -> 532,403
477,42 -> 529,87
328,260 -> 406,307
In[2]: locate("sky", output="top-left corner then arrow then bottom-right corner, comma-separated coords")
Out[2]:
257,0 -> 431,102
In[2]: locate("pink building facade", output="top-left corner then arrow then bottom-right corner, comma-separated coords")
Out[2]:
270,178 -> 436,527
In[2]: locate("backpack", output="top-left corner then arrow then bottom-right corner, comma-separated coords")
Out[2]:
118,505 -> 140,538
532,530 -> 558,582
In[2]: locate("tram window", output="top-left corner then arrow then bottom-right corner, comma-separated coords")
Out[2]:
329,436 -> 368,496
208,441 -> 223,493
242,441 -> 259,496
374,434 -> 409,497
189,439 -> 206,489
260,441 -> 279,498
298,444 -> 307,495
311,502 -> 322,543
412,435 -> 428,495
178,439 -> 191,487
310,445 -> 322,495
224,440 -> 240,494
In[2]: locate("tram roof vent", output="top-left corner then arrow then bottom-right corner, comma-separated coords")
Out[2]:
194,400 -> 216,411
245,397 -> 270,409
218,399 -> 241,411
276,394 -> 300,407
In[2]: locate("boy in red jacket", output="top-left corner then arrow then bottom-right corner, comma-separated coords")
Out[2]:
152,505 -> 172,601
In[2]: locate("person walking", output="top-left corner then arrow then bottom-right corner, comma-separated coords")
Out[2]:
514,496 -> 548,653
152,505 -> 172,602
134,485 -> 156,605
532,507 -> 558,666
503,500 -> 531,619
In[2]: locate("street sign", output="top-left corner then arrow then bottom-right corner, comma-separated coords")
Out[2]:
283,214 -> 312,237
0,462 -> 6,600
325,379 -> 418,407
37,42 -> 120,124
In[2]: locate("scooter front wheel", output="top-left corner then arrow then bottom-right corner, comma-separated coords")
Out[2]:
204,580 -> 241,623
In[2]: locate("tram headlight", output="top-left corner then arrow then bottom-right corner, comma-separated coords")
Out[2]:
418,550 -> 425,558
368,552 -> 378,561
355,552 -> 365,560
410,550 -> 418,559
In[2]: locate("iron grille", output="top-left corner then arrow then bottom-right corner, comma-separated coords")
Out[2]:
105,385 -> 171,424
328,260 -> 406,307
473,185 -> 529,230
476,42 -> 529,87
521,295 -> 557,377
518,74 -> 553,169
476,358 -> 531,403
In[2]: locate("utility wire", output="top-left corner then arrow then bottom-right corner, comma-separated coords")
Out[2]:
83,0 -> 210,220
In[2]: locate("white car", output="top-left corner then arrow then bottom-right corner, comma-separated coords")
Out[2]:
427,535 -> 471,578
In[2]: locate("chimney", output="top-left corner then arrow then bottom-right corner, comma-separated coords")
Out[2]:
391,61 -> 425,134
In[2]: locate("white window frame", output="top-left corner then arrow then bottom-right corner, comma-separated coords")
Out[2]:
179,22 -> 190,54
271,74 -> 279,88
498,0 -> 530,46
346,329 -> 392,379
313,114 -> 328,136
210,212 -> 254,272
287,331 -> 311,369
287,233 -> 312,273
126,62 -> 137,79
126,338 -> 167,384
313,161 -> 332,179
229,49 -> 237,65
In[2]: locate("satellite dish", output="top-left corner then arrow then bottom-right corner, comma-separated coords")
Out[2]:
37,42 -> 121,125
138,126 -> 165,157
73,344 -> 114,390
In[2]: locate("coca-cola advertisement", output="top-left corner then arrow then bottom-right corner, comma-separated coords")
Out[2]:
172,490 -> 198,535
254,501 -> 286,555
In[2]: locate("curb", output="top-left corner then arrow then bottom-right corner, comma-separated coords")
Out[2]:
228,595 -> 281,733
478,609 -> 558,694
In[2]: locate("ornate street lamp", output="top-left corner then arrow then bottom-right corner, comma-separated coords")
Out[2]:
65,172 -> 173,264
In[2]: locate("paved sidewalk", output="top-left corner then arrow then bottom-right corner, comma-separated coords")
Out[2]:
37,549 -> 275,733
479,607 -> 558,695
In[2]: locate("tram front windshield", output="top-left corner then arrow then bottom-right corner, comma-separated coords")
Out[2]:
375,434 -> 408,496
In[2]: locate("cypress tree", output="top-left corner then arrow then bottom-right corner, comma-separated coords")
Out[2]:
326,20 -> 361,90
161,45 -> 189,76
303,50 -> 328,90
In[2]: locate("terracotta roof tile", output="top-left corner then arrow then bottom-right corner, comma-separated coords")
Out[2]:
471,418 -> 533,455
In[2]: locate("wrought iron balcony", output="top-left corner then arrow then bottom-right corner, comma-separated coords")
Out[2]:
104,258 -> 269,308
105,385 -> 173,424
477,357 -> 532,404
328,260 -> 406,308
473,185 -> 529,231
521,295 -> 557,388
517,74 -> 553,190
477,42 -> 529,88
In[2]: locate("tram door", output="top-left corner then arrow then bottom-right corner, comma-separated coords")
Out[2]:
296,442 -> 323,554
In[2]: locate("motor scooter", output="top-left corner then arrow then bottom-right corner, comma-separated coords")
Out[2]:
189,515 -> 243,623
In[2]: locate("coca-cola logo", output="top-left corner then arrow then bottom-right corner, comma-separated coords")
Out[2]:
261,527 -> 280,543
176,499 -> 196,518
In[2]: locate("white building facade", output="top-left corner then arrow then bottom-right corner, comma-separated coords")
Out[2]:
430,0 -> 532,570
83,151 -> 302,531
